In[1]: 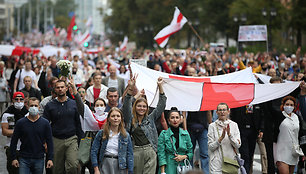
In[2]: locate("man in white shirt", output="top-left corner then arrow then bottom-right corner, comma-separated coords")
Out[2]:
14,61 -> 37,92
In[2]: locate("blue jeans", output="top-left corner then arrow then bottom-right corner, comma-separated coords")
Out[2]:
19,157 -> 44,174
190,128 -> 209,174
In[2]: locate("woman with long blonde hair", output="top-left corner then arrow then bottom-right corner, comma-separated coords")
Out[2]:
91,107 -> 133,174
122,76 -> 167,174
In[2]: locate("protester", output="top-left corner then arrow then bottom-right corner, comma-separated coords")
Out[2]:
105,87 -> 121,112
38,63 -> 58,98
207,103 -> 241,173
20,76 -> 42,101
10,97 -> 53,174
14,61 -> 37,92
230,103 -> 265,173
1,36 -> 306,174
157,107 -> 193,174
85,73 -> 108,108
122,76 -> 166,174
1,92 -> 28,174
70,77 -> 107,174
102,65 -> 125,97
274,96 -> 302,174
72,77 -> 108,132
262,76 -> 283,173
43,80 -> 83,174
91,107 -> 134,174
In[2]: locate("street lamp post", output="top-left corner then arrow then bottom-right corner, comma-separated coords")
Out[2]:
233,14 -> 247,52
262,7 -> 277,52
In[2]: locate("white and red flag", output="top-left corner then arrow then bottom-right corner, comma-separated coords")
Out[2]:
78,30 -> 92,46
154,7 -> 188,48
120,36 -> 128,51
130,62 -> 300,111
0,45 -> 40,56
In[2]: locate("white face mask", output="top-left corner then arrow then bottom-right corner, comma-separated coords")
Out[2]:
14,102 -> 24,110
28,107 -> 39,116
94,107 -> 105,115
284,106 -> 294,114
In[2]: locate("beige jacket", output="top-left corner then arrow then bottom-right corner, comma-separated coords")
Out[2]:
207,119 -> 241,174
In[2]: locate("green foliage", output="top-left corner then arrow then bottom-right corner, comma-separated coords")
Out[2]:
104,0 -> 304,49
54,16 -> 71,28
53,0 -> 77,17
53,0 -> 77,28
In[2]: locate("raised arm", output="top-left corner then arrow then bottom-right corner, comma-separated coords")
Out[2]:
121,75 -> 137,131
148,77 -> 167,121
69,76 -> 85,118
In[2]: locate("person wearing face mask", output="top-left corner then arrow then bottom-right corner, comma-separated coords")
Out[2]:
1,92 -> 28,174
207,103 -> 241,174
157,107 -> 193,174
10,97 -> 54,174
71,78 -> 107,174
274,96 -> 302,174
71,77 -> 108,132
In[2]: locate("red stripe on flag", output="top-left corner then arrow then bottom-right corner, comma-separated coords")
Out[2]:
200,83 -> 254,111
11,46 -> 40,56
155,30 -> 180,45
177,13 -> 183,23
79,33 -> 90,45
169,75 -> 211,83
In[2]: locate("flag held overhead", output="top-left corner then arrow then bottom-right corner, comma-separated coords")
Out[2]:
154,7 -> 188,48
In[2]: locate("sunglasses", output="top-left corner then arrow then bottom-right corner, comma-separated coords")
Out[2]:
14,98 -> 24,101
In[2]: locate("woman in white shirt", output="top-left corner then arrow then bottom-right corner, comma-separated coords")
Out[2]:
274,96 -> 302,174
207,103 -> 241,174
91,107 -> 134,174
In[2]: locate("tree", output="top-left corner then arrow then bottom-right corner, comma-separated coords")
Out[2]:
290,0 -> 306,46
53,0 -> 76,28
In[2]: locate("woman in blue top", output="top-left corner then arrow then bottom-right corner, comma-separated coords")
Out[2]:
91,107 -> 133,174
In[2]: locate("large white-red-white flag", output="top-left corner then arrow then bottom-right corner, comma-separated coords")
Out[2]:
154,7 -> 188,48
130,62 -> 300,111
0,45 -> 40,56
120,36 -> 128,51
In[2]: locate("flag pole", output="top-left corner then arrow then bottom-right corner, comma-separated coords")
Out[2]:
187,22 -> 205,46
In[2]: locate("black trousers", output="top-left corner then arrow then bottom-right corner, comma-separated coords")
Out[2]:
239,128 -> 257,174
264,141 -> 276,174
5,147 -> 19,174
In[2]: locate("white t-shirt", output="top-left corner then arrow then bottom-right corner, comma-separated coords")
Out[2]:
105,131 -> 119,156
15,69 -> 37,90
1,112 -> 29,149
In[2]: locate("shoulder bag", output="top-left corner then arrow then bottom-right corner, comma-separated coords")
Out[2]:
216,123 -> 239,174
169,132 -> 192,174
78,131 -> 94,165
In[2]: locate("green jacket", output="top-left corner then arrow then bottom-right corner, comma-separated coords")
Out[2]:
157,128 -> 193,174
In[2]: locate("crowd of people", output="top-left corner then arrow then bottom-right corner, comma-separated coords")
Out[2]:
0,45 -> 306,174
